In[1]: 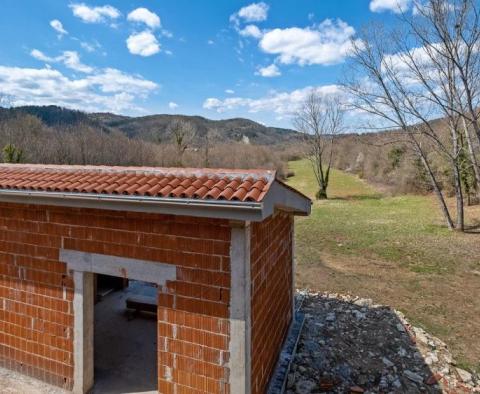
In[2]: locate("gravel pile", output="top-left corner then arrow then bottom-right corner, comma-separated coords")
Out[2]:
287,291 -> 479,393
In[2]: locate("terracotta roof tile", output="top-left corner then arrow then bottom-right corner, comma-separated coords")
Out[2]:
0,164 -> 276,203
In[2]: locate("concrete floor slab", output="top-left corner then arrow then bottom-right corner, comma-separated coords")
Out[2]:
0,366 -> 67,394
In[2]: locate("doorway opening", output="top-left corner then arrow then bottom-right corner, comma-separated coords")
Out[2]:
92,274 -> 158,394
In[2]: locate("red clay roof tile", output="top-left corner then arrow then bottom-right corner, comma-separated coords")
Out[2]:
0,164 -> 276,203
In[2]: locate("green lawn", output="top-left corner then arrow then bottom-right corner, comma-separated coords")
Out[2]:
287,159 -> 480,371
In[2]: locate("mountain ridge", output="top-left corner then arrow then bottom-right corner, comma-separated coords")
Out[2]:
0,105 -> 301,145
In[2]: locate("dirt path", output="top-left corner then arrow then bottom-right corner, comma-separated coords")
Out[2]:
288,160 -> 480,372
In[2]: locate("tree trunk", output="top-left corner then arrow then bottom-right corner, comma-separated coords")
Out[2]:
450,123 -> 465,231
413,140 -> 455,230
453,161 -> 465,231
462,117 -> 480,199
316,186 -> 328,200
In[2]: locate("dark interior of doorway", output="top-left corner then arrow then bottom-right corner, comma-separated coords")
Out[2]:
91,274 -> 158,394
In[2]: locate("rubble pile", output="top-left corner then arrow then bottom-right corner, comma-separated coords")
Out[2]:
287,291 -> 479,393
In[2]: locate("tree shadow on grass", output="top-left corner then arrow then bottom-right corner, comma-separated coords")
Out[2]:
287,292 -> 464,393
327,194 -> 384,202
464,222 -> 480,234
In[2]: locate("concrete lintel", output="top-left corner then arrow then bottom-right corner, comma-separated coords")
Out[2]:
60,249 -> 176,286
229,222 -> 251,394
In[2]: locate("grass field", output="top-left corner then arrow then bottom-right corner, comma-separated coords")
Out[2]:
287,159 -> 480,372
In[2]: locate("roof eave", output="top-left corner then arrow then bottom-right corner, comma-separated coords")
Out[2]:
0,179 -> 312,222
0,189 -> 265,222
260,181 -> 312,220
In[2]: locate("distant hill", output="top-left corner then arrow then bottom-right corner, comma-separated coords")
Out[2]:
90,113 -> 301,145
0,105 -> 301,145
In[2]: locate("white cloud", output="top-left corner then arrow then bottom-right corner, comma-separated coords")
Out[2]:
126,31 -> 160,56
61,51 -> 94,73
168,101 -> 178,109
412,1 -> 455,16
255,64 -> 281,77
230,2 -> 269,34
0,65 -> 158,113
84,68 -> 157,93
369,0 -> 411,13
236,2 -> 269,22
382,43 -> 448,87
203,85 -> 341,115
127,8 -> 161,29
207,40 -> 215,45
259,19 -> 360,66
239,24 -> 263,39
225,89 -> 235,94
30,49 -> 54,62
161,29 -> 173,38
50,20 -> 68,36
80,40 -> 101,53
203,98 -> 223,110
69,3 -> 121,24
30,49 -> 93,73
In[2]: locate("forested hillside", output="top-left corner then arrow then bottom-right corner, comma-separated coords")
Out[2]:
0,105 -> 300,145
0,105 -> 299,176
0,105 -> 476,200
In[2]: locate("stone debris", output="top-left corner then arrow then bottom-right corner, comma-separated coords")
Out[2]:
287,290 -> 479,393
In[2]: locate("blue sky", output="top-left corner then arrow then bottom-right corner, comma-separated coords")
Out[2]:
0,0 -> 411,128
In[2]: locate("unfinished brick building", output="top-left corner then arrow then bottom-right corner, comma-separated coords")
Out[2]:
0,164 -> 311,394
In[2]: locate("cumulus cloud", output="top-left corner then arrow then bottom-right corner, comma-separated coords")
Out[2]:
203,85 -> 341,115
259,19 -> 360,66
239,24 -> 263,39
69,3 -> 121,24
381,43 -> 448,88
30,49 -> 94,73
225,89 -> 235,94
61,51 -> 94,73
126,31 -> 160,56
369,0 -> 411,13
0,65 -> 158,113
84,68 -> 157,93
50,20 -> 68,36
127,8 -> 161,29
168,101 -> 178,109
235,2 -> 269,22
255,64 -> 281,77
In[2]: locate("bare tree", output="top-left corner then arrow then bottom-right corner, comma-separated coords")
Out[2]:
167,119 -> 196,167
294,92 -> 345,199
203,128 -> 219,168
344,23 -> 457,229
406,0 -> 480,200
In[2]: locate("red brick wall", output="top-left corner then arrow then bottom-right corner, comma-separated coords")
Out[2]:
250,211 -> 294,394
0,202 -> 231,393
